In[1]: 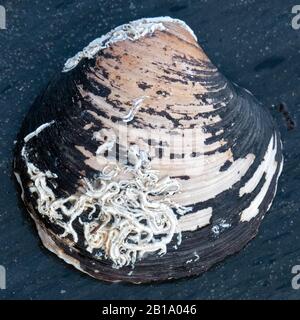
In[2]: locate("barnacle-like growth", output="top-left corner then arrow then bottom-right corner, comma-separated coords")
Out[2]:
21,122 -> 189,269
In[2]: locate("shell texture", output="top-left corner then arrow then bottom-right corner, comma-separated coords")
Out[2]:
14,17 -> 283,283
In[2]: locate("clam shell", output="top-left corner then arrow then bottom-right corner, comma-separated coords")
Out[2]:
14,17 -> 283,283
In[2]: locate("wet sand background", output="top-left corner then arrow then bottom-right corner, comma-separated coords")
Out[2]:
0,0 -> 299,299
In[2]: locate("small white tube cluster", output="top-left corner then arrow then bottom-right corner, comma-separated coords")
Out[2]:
63,16 -> 197,72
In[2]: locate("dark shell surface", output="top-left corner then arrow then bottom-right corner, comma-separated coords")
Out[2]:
14,17 -> 283,283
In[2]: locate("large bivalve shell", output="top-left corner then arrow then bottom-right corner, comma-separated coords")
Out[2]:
14,17 -> 283,283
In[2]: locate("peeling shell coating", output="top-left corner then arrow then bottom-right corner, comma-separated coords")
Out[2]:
14,17 -> 283,283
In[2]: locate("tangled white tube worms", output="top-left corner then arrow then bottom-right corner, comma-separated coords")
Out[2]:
63,17 -> 197,72
21,122 -> 186,269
